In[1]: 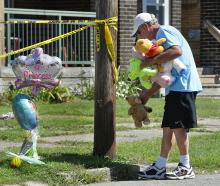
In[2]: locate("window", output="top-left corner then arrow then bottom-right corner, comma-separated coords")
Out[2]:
5,0 -> 14,8
142,0 -> 169,25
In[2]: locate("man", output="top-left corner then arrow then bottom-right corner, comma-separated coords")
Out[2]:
132,13 -> 202,180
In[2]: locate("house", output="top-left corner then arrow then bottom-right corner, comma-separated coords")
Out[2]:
0,0 -> 220,95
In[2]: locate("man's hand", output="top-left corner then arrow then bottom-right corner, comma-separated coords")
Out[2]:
139,82 -> 161,105
140,57 -> 157,69
139,89 -> 149,105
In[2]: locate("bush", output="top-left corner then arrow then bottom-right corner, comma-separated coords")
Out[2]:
71,71 -> 142,100
2,85 -> 73,104
71,70 -> 95,100
116,72 -> 141,98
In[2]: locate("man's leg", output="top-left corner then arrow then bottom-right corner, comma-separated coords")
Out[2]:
138,127 -> 174,179
173,128 -> 188,156
154,127 -> 174,169
166,128 -> 195,180
160,127 -> 175,158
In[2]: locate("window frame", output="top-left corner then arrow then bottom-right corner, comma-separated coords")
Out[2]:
142,0 -> 170,25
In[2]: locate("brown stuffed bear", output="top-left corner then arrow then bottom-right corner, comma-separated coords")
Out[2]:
126,95 -> 152,128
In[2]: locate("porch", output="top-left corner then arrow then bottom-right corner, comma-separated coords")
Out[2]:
4,8 -> 96,67
0,8 -> 96,93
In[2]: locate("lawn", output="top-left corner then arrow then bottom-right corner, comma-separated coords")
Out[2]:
0,97 -> 220,185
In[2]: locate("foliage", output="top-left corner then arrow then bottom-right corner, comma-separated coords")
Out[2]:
38,86 -> 73,103
2,86 -> 32,102
69,70 -> 143,100
116,72 -> 141,98
71,70 -> 95,100
2,84 -> 73,104
70,70 -> 143,100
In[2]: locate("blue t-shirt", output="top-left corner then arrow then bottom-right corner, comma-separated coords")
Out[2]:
156,25 -> 202,95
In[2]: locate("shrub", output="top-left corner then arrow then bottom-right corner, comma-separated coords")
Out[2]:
116,72 -> 141,98
2,84 -> 73,104
71,70 -> 95,100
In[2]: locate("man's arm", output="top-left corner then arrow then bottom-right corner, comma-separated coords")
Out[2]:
141,45 -> 182,68
139,82 -> 161,104
139,45 -> 182,104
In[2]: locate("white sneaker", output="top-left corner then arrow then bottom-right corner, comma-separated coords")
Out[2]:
165,162 -> 195,180
138,163 -> 166,180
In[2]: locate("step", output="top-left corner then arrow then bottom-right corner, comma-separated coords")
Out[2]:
198,84 -> 220,97
200,74 -> 220,84
197,67 -> 215,75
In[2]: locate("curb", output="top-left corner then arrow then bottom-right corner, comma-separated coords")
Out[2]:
85,163 -> 178,181
58,163 -> 177,182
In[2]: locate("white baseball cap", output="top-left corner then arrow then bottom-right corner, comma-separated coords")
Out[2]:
131,13 -> 157,37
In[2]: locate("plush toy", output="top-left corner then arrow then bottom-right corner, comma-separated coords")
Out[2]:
134,38 -> 187,88
128,57 -> 158,89
126,95 -> 152,128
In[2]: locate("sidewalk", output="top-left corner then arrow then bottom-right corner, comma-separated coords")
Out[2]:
40,117 -> 218,144
85,173 -> 220,186
0,118 -> 218,150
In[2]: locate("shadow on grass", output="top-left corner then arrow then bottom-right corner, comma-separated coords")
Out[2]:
42,152 -> 140,180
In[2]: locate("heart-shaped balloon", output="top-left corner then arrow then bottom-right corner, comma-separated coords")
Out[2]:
10,48 -> 62,96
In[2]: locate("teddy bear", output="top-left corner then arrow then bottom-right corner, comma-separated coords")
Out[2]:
126,95 -> 152,128
133,38 -> 187,88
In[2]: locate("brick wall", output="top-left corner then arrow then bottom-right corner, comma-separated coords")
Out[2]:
200,0 -> 220,73
118,0 -> 138,69
170,0 -> 182,30
182,0 -> 200,65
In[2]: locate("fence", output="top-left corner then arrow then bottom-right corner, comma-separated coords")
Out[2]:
4,8 -> 96,66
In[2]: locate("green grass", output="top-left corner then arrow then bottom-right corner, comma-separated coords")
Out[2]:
0,143 -> 107,185
1,132 -> 220,185
0,97 -> 220,185
117,132 -> 220,174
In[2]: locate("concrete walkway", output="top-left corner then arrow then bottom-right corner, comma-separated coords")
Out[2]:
40,117 -> 218,144
1,118 -> 219,150
41,128 -> 209,144
85,173 -> 220,186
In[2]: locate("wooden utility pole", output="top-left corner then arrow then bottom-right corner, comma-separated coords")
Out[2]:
93,0 -> 118,160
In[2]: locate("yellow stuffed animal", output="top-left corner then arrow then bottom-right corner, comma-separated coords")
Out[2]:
126,95 -> 152,128
135,38 -> 166,59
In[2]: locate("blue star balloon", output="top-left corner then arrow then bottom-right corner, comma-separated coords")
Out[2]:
12,94 -> 38,130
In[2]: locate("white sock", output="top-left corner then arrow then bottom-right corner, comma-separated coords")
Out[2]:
155,156 -> 167,169
180,154 -> 190,168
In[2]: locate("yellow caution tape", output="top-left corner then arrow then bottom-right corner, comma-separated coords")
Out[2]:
95,24 -> 100,52
0,23 -> 95,58
0,20 -> 93,24
0,16 -> 119,82
104,21 -> 118,82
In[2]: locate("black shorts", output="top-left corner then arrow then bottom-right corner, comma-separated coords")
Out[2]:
162,91 -> 198,131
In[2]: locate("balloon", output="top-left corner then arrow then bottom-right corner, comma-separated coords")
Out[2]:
12,94 -> 38,130
10,47 -> 62,96
15,79 -> 60,96
7,151 -> 45,165
10,156 -> 22,168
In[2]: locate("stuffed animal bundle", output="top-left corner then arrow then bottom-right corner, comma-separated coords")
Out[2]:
126,95 -> 152,128
128,49 -> 158,89
128,38 -> 187,88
